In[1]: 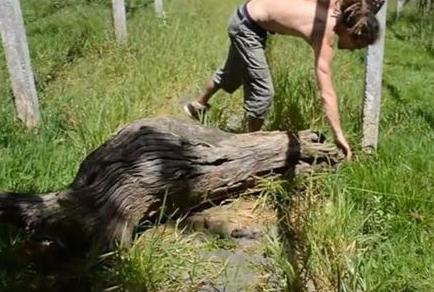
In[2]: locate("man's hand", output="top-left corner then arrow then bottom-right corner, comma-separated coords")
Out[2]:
335,135 -> 352,160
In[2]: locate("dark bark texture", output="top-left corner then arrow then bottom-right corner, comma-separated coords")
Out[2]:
0,117 -> 343,249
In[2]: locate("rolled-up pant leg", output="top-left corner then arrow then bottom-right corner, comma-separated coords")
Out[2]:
232,29 -> 274,119
212,43 -> 243,94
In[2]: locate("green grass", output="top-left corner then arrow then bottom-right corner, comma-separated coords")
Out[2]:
1,0 -> 433,291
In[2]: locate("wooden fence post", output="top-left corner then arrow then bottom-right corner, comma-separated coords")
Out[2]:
0,0 -> 40,129
362,1 -> 388,152
112,0 -> 127,43
154,0 -> 165,18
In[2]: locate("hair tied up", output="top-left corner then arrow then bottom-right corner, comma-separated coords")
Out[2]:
341,0 -> 386,17
351,16 -> 369,35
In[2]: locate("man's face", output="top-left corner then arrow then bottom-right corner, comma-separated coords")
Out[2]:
337,29 -> 368,51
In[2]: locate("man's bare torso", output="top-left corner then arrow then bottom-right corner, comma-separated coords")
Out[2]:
247,0 -> 340,46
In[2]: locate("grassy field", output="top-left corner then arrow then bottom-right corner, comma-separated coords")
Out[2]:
0,0 -> 433,291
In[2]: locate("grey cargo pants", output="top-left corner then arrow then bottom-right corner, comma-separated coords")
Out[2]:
212,6 -> 274,120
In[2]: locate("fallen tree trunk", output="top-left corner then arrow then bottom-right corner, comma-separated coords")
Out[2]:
0,117 -> 343,249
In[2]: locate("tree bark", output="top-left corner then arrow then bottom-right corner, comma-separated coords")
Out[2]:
0,117 -> 343,249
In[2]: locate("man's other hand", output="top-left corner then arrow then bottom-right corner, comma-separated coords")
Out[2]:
335,135 -> 352,160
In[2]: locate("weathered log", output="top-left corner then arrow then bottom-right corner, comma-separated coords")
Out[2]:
0,117 -> 343,249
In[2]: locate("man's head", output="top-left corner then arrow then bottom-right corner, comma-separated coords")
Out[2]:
335,4 -> 381,50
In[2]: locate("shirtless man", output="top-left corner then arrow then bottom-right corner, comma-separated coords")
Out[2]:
184,0 -> 384,159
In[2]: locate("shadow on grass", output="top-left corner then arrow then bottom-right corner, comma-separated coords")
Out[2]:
384,80 -> 404,104
417,108 -> 434,131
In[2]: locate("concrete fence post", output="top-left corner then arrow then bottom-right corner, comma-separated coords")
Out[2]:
396,0 -> 406,19
112,0 -> 127,43
154,0 -> 165,18
0,0 -> 40,129
362,0 -> 388,152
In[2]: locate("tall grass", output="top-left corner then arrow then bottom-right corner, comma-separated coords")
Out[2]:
0,0 -> 433,291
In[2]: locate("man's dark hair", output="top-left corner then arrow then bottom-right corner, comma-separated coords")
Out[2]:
340,0 -> 384,44
344,11 -> 380,44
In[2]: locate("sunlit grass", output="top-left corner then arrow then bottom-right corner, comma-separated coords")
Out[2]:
0,0 -> 433,291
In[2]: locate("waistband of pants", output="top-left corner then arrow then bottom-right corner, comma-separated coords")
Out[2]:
237,4 -> 268,37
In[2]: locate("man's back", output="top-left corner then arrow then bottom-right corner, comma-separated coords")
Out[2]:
247,0 -> 339,45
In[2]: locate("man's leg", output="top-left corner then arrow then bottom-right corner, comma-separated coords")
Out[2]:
242,82 -> 268,132
197,42 -> 242,105
247,116 -> 264,132
195,77 -> 220,107
186,43 -> 242,120
233,37 -> 274,132
243,72 -> 274,132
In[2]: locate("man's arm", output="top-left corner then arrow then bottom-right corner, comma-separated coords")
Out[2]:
313,41 -> 352,158
314,43 -> 343,139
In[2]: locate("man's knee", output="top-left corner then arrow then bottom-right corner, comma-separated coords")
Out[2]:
213,69 -> 241,94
